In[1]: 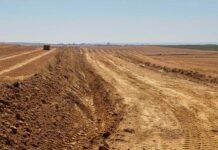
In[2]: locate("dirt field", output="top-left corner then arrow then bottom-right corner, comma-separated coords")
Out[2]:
0,45 -> 58,82
0,45 -> 38,59
0,45 -> 218,150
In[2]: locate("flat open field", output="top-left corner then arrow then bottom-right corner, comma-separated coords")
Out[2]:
0,45 -> 58,81
0,45 -> 218,150
0,45 -> 39,59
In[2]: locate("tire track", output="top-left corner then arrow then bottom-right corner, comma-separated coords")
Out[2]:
86,48 -> 218,150
0,48 -> 41,61
0,49 -> 56,75
108,52 -> 218,150
86,51 -> 182,149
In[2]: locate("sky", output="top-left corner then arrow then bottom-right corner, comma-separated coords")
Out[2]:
0,0 -> 218,44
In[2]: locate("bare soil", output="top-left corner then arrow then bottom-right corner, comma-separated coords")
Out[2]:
0,50 -> 46,74
0,45 -> 38,59
1,46 -> 218,150
0,48 -> 123,150
85,46 -> 218,150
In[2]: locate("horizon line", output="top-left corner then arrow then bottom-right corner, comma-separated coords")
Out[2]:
1,41 -> 218,46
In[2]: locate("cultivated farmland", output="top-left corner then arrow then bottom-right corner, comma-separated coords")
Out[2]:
0,45 -> 218,150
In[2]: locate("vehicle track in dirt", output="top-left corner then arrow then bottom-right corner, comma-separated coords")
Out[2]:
0,49 -> 56,76
0,45 -> 37,58
112,50 -> 218,86
85,48 -> 218,150
0,48 -> 41,61
1,46 -> 218,150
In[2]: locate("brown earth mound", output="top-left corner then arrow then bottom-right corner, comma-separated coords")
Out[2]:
0,49 -> 123,150
140,62 -> 218,84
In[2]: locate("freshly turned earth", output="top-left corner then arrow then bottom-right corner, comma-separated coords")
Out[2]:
0,45 -> 218,150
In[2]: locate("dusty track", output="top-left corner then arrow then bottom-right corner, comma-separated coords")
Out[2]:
0,49 -> 56,76
1,46 -> 218,150
0,49 -> 41,61
113,51 -> 218,85
0,45 -> 37,58
85,48 -> 218,150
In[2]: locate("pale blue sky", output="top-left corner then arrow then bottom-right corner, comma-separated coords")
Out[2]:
0,0 -> 218,44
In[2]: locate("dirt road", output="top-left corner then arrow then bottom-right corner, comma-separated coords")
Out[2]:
0,49 -> 56,76
85,48 -> 218,150
0,45 -> 37,58
1,46 -> 218,150
0,48 -> 41,61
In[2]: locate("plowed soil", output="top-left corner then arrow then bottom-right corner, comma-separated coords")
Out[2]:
0,48 -> 123,150
1,46 -> 218,150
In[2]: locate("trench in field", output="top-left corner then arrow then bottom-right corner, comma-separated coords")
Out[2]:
0,49 -> 123,150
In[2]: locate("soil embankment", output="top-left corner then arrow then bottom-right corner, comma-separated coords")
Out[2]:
0,49 -> 123,149
1,46 -> 218,150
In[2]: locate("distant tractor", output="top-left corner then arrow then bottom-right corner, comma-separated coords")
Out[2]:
43,45 -> 51,50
